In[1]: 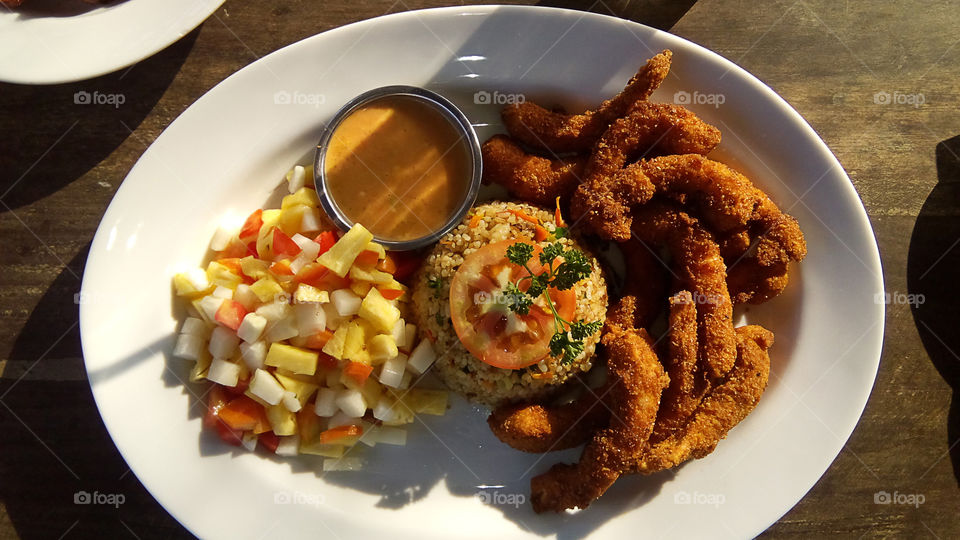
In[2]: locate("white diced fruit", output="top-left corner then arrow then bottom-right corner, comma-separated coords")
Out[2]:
376,426 -> 407,446
287,165 -> 306,193
406,340 -> 436,375
212,286 -> 233,299
330,289 -> 362,317
180,317 -> 208,336
275,435 -> 300,457
314,387 -> 339,417
327,410 -> 363,428
209,326 -> 240,358
335,389 -> 367,418
390,319 -> 405,347
397,371 -> 413,390
237,313 -> 267,343
295,303 -> 326,336
207,357 -> 241,387
300,208 -> 322,233
240,341 -> 267,370
322,303 -> 345,330
233,284 -> 259,311
378,353 -> 407,388
198,295 -> 225,322
402,323 -> 417,351
173,333 -> 204,361
281,391 -> 302,413
372,398 -> 397,423
241,432 -> 258,452
256,302 -> 292,321
291,234 -> 321,260
249,369 -> 286,405
210,224 -> 237,251
264,317 -> 299,342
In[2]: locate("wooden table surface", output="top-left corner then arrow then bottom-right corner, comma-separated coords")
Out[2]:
1,0 -> 957,538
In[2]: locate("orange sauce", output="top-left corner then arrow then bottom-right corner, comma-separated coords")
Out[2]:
323,95 -> 472,242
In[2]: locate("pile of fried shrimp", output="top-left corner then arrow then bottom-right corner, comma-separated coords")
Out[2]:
481,50 -> 807,513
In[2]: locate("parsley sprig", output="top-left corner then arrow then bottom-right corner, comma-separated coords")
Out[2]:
505,240 -> 602,364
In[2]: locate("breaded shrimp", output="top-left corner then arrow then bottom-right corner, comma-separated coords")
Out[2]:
480,135 -> 586,205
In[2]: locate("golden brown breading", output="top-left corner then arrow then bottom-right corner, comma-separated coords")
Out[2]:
530,326 -> 667,512
727,260 -> 791,304
480,135 -> 586,205
629,324 -> 772,473
618,237 -> 668,328
501,50 -> 672,154
486,390 -> 610,454
631,203 -> 737,380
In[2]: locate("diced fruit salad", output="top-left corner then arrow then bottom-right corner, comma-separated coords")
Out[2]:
171,165 -> 445,470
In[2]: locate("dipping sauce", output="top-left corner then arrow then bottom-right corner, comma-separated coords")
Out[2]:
323,95 -> 473,242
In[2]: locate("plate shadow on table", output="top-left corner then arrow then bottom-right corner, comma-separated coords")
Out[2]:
1,246 -> 188,538
0,25 -> 199,213
535,0 -> 698,31
907,134 -> 960,488
4,0 -> 125,19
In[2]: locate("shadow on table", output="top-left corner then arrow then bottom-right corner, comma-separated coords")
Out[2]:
535,0 -> 698,30
0,24 -> 199,213
6,0 -> 125,18
0,247 -> 188,538
907,134 -> 960,488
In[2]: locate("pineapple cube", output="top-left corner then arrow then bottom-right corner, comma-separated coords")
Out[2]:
250,278 -> 284,303
317,223 -> 374,277
368,334 -> 398,364
358,288 -> 401,333
349,280 -> 373,298
299,442 -> 345,458
281,187 -> 321,210
348,265 -> 393,285
278,204 -> 308,236
405,389 -> 449,415
365,242 -> 386,260
322,324 -> 349,360
240,256 -> 269,280
273,371 -> 319,407
265,343 -> 319,376
266,404 -> 297,436
189,350 -> 212,382
294,283 -> 329,304
173,270 -> 213,298
206,261 -> 242,289
343,319 -> 374,363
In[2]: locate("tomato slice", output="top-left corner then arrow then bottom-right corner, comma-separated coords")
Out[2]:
239,209 -> 263,242
215,299 -> 248,331
449,239 -> 576,369
354,250 -> 380,267
314,231 -> 338,256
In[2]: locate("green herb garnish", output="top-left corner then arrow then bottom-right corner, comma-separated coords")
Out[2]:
505,240 -> 601,364
427,276 -> 444,298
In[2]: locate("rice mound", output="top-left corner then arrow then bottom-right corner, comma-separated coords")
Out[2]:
411,201 -> 608,407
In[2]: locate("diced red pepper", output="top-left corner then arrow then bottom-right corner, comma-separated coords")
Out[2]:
269,259 -> 295,276
204,385 -> 244,446
272,228 -> 302,258
246,241 -> 259,258
239,209 -> 263,242
343,361 -> 373,387
218,239 -> 248,259
354,250 -> 380,267
377,254 -> 398,274
319,424 -> 363,444
377,287 -> 403,301
218,395 -> 270,432
296,263 -> 350,290
304,330 -> 335,350
215,299 -> 248,331
258,431 -> 280,453
314,231 -> 337,256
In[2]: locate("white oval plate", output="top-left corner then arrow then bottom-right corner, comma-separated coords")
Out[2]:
0,0 -> 223,84
80,6 -> 884,539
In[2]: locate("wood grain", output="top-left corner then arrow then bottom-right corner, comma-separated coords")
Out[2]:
0,0 -> 956,538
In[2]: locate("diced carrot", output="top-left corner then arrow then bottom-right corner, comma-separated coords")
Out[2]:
554,196 -> 567,228
377,254 -> 398,274
319,424 -> 362,444
534,225 -> 549,242
377,287 -> 403,300
273,228 -> 302,257
219,395 -> 271,432
354,249 -> 380,267
215,299 -> 248,331
343,361 -> 373,387
239,209 -> 263,242
304,330 -> 335,350
468,213 -> 482,228
507,208 -> 541,225
269,259 -> 294,276
314,231 -> 337,256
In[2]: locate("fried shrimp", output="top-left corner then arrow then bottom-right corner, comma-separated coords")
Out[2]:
487,390 -> 610,454
629,325 -> 773,474
726,260 -> 790,305
649,291 -> 707,443
631,203 -> 737,380
530,326 -> 667,513
501,50 -> 673,153
480,135 -> 587,205
570,104 -> 722,240
619,237 -> 668,328
641,154 -> 761,233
